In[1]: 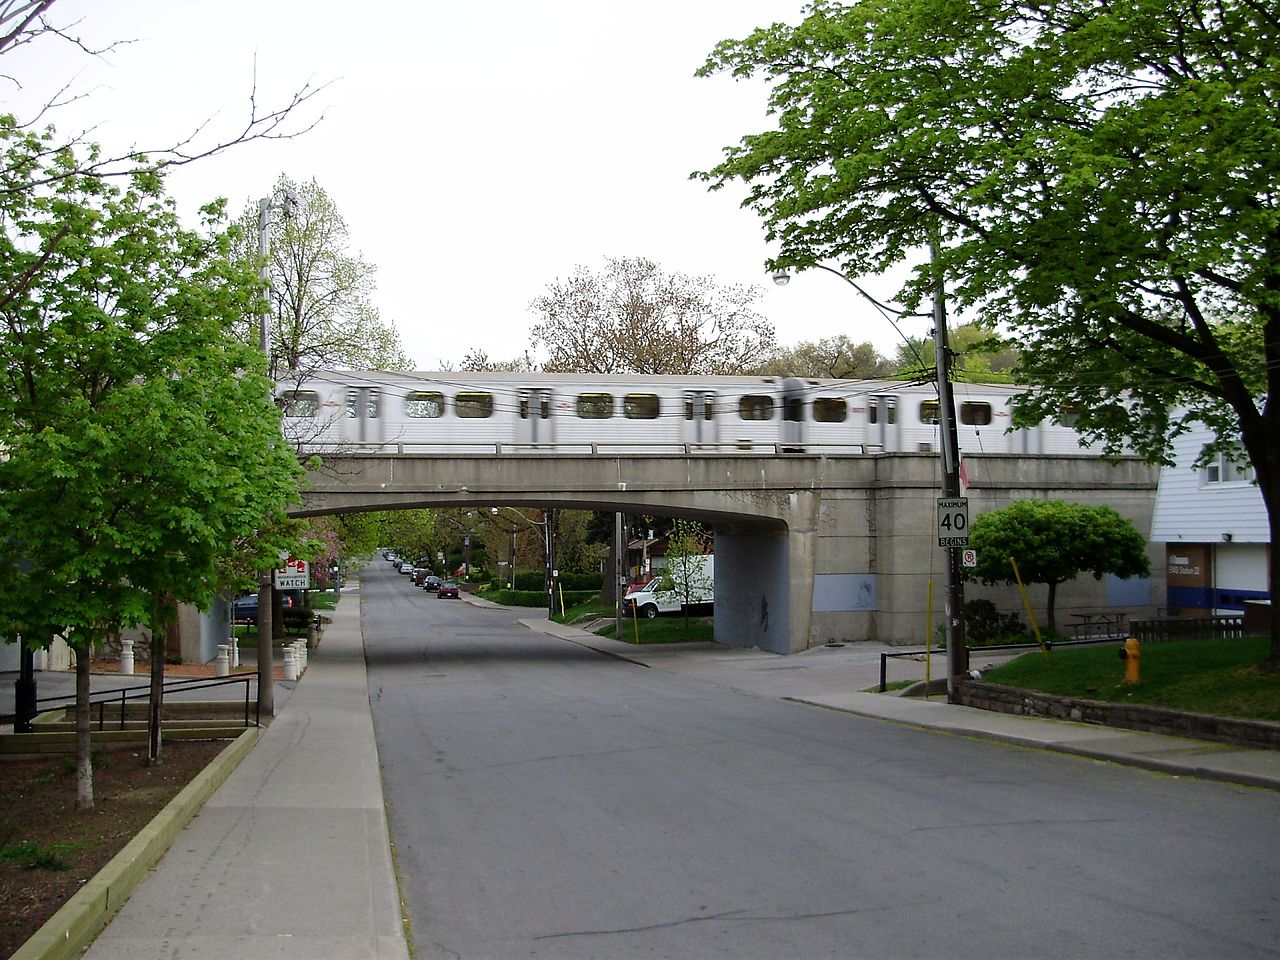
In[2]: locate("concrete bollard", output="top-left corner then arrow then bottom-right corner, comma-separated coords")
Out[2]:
215,644 -> 230,678
294,640 -> 306,673
307,619 -> 318,650
230,635 -> 240,669
119,639 -> 134,676
283,646 -> 297,682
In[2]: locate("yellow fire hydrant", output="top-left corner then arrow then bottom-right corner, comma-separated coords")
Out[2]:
1119,637 -> 1141,685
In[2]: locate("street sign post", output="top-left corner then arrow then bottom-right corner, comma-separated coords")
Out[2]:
937,497 -> 970,548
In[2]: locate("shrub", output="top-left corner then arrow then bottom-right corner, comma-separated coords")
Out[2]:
964,598 -> 1027,645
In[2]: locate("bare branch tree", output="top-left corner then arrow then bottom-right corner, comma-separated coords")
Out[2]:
0,1 -> 328,195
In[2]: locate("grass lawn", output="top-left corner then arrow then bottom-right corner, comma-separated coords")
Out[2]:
598,615 -> 715,645
548,598 -> 715,644
980,636 -> 1280,722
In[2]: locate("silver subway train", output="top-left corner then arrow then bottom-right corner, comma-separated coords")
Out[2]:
277,370 -> 1088,456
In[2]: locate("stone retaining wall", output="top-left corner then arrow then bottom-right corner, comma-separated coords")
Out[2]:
955,679 -> 1280,750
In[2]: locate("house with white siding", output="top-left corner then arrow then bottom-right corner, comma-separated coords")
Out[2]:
1149,423 -> 1270,614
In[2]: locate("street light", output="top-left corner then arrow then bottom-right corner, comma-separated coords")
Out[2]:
491,507 -> 556,618
772,249 -> 968,698
253,188 -> 297,719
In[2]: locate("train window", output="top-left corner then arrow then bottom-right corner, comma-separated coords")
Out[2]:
869,396 -> 896,425
455,392 -> 494,418
960,401 -> 992,426
813,398 -> 847,423
576,393 -> 614,419
739,395 -> 775,421
1059,405 -> 1080,427
280,391 -> 320,417
404,391 -> 445,418
919,400 -> 940,425
623,394 -> 660,419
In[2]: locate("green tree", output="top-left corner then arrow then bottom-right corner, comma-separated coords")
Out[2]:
656,518 -> 714,633
0,119 -> 303,806
529,256 -> 776,374
967,500 -> 1149,633
759,334 -> 896,379
696,0 -> 1279,664
233,175 -> 411,382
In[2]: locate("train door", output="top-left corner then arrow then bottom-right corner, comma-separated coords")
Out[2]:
781,378 -> 807,450
869,394 -> 898,451
683,390 -> 718,448
344,386 -> 383,448
518,388 -> 555,446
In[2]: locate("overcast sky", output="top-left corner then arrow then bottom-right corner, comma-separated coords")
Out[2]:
5,0 -> 936,370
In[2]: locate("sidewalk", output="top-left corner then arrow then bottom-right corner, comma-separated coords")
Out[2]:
76,580 -> 410,960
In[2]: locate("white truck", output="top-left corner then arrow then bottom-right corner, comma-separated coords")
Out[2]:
624,554 -> 714,619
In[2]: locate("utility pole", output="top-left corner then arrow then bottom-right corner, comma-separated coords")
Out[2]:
615,513 -> 626,639
931,236 -> 969,699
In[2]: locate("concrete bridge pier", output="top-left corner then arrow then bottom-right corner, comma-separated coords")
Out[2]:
714,492 -> 818,655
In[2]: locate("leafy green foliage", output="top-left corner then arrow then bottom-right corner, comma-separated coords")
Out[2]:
968,500 -> 1149,631
696,0 -> 1280,663
0,116 -> 306,804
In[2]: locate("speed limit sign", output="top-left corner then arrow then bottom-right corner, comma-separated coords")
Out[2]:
937,497 -> 970,548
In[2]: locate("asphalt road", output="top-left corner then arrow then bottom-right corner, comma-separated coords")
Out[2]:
362,562 -> 1280,960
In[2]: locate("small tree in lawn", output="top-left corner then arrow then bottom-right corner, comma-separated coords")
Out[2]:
967,500 -> 1149,634
656,519 -> 713,633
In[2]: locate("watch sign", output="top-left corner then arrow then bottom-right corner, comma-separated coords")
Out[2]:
274,557 -> 310,590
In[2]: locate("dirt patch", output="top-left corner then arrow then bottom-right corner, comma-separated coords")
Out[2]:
0,739 -> 226,957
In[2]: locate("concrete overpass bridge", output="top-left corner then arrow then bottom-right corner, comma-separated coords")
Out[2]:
294,452 -> 1160,655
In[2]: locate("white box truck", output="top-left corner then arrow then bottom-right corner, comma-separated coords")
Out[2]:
624,555 -> 714,619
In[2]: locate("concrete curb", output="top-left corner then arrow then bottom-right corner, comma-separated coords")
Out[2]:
9,727 -> 261,960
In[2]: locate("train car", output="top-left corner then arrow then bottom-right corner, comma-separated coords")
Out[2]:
275,370 -> 1091,457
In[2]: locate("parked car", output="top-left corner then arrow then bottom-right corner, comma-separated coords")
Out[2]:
422,575 -> 442,592
399,563 -> 416,576
231,592 -> 294,625
437,582 -> 460,599
412,568 -> 431,586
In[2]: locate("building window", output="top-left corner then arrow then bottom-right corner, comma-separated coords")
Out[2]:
1204,448 -> 1253,484
280,391 -> 320,417
576,393 -> 614,419
813,398 -> 847,423
739,395 -> 775,421
455,392 -> 494,418
960,401 -> 992,426
404,391 -> 445,418
623,394 -> 660,419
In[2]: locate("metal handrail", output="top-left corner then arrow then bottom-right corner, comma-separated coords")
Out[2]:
19,673 -> 259,730
877,635 -> 1128,693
